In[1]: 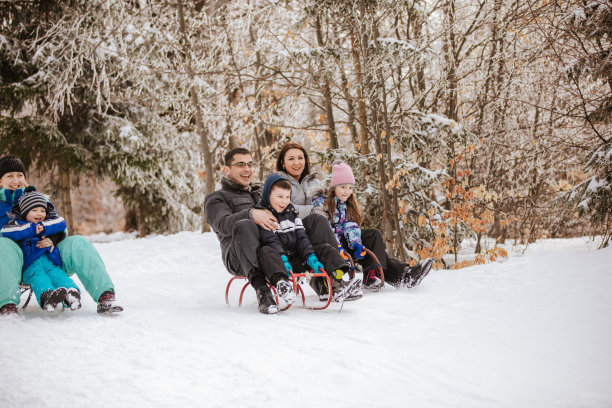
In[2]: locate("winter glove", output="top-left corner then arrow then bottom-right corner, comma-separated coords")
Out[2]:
352,242 -> 366,259
280,254 -> 293,277
337,244 -> 351,262
306,253 -> 325,273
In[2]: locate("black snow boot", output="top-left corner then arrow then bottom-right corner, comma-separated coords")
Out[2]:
41,287 -> 67,312
398,264 -> 420,288
314,278 -> 330,301
404,258 -> 434,288
256,287 -> 278,314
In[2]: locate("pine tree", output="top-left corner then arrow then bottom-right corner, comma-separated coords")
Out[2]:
1,0 -> 201,234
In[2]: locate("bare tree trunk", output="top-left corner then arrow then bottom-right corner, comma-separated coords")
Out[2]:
176,0 -> 213,232
372,19 -> 399,249
137,203 -> 147,238
225,76 -> 239,151
248,23 -> 267,180
474,0 -> 501,252
408,4 -> 427,111
315,15 -> 339,150
338,64 -> 359,146
444,0 -> 458,121
57,171 -> 74,234
350,29 -> 369,154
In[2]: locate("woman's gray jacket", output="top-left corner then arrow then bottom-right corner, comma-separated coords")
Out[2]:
275,171 -> 323,219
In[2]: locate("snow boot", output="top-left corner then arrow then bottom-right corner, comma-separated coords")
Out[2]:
405,258 -> 434,288
344,277 -> 363,301
363,268 -> 382,291
256,287 -> 278,314
332,277 -> 362,302
398,264 -> 420,288
275,280 -> 296,306
313,278 -> 330,301
41,287 -> 67,312
64,288 -> 82,311
0,303 -> 18,318
97,291 -> 123,314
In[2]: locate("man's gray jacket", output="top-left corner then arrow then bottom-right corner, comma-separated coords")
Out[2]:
204,178 -> 262,272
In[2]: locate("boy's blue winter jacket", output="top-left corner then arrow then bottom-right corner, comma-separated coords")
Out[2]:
1,199 -> 66,270
0,187 -> 25,227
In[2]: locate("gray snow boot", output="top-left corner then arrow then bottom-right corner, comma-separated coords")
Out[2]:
333,277 -> 363,302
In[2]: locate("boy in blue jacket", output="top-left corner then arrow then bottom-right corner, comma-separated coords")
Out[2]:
1,186 -> 81,312
255,174 -> 362,313
0,155 -> 122,317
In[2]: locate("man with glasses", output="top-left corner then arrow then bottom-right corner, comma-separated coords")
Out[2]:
205,147 -> 348,314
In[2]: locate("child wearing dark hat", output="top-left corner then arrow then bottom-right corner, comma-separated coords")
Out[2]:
1,186 -> 82,312
0,154 -> 122,317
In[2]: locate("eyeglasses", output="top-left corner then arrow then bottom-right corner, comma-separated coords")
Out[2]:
230,161 -> 255,169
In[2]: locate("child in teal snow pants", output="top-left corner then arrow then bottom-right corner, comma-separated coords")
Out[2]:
0,154 -> 122,316
0,236 -> 117,312
2,187 -> 82,311
24,256 -> 81,311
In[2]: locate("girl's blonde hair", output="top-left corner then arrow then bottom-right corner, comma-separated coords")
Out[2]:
326,187 -> 362,226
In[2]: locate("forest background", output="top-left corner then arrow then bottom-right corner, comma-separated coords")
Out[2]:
1,0 -> 610,268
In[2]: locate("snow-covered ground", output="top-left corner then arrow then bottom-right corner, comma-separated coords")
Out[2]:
1,232 -> 611,408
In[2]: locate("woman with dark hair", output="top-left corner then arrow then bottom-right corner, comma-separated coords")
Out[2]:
275,142 -> 323,219
275,142 -> 432,290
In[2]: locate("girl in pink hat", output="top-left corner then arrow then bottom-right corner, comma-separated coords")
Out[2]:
313,162 -> 433,291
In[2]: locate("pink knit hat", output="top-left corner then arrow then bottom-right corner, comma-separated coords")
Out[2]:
330,162 -> 355,188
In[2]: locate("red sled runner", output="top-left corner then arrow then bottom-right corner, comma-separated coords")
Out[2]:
225,267 -> 333,311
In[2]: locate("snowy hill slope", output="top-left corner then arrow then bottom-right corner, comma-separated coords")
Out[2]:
1,232 -> 611,408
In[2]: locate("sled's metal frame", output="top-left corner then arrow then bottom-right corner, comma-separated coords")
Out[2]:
19,283 -> 33,310
363,248 -> 385,288
225,267 -> 333,311
346,248 -> 385,289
